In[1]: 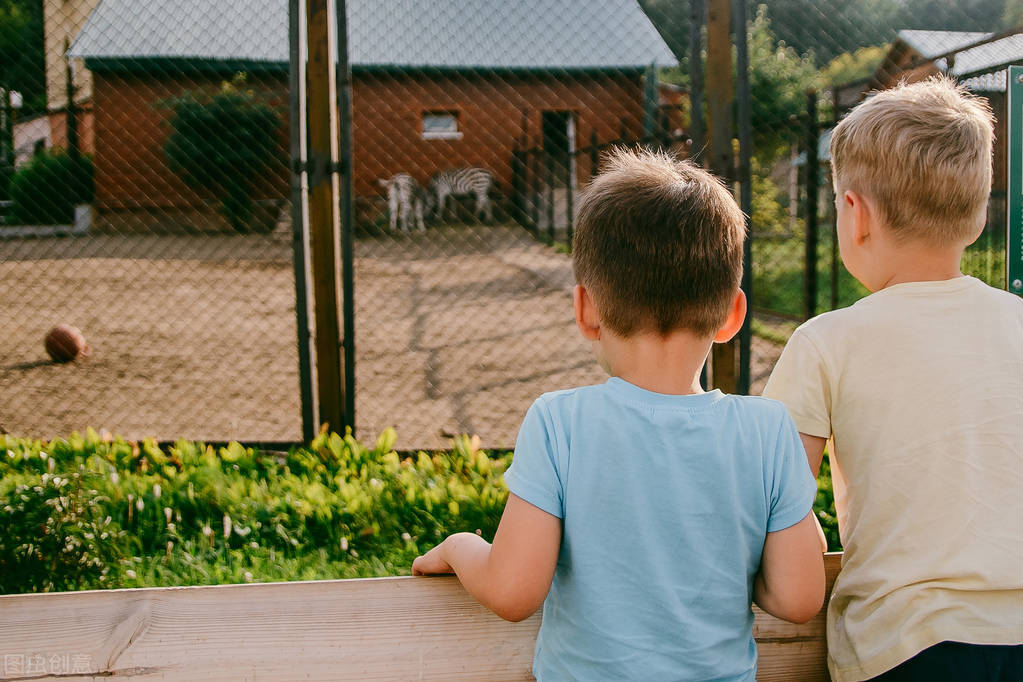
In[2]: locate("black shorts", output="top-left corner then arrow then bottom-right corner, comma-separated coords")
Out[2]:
870,641 -> 1023,682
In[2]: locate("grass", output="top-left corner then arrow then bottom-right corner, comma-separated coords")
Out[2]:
754,227 -> 1008,319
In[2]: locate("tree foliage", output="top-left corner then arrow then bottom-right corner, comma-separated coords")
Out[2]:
164,74 -> 283,233
8,150 -> 94,224
819,45 -> 887,87
762,0 -> 1009,63
749,6 -> 818,153
0,0 -> 45,113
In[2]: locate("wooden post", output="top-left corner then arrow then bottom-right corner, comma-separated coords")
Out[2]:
590,129 -> 599,180
306,0 -> 346,433
734,0 -> 753,396
804,90 -> 819,321
688,0 -> 706,165
706,0 -> 736,394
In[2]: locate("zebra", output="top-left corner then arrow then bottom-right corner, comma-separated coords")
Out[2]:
379,173 -> 426,233
427,167 -> 495,223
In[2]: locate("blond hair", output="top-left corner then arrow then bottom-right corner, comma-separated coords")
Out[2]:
830,76 -> 993,246
572,148 -> 745,338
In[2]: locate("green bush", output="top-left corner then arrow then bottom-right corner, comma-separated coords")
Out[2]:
0,472 -> 125,592
0,163 -> 12,202
7,151 -> 94,225
0,429 -> 510,594
164,73 -> 283,233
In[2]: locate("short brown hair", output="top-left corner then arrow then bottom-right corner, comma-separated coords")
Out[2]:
830,76 -> 993,246
572,148 -> 745,337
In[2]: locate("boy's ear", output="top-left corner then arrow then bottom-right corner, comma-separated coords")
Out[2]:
574,285 -> 601,341
846,190 -> 874,245
713,289 -> 747,343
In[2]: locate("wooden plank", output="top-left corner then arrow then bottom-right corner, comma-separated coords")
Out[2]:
0,554 -> 842,681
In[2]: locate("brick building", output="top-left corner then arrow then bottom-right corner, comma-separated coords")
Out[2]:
69,0 -> 675,231
43,0 -> 100,156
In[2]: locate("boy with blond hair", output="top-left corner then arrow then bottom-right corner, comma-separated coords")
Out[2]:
413,149 -> 825,680
765,76 -> 1023,681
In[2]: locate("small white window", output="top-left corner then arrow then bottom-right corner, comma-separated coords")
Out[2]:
422,112 -> 462,140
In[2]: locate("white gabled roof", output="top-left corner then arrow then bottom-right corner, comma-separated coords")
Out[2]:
897,29 -> 1023,92
70,0 -> 677,71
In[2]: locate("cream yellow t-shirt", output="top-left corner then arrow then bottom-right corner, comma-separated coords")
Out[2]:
763,276 -> 1023,682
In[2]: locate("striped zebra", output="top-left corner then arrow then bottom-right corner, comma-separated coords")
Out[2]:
427,167 -> 495,223
378,173 -> 426,233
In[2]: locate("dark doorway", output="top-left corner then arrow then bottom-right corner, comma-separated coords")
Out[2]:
542,111 -> 575,188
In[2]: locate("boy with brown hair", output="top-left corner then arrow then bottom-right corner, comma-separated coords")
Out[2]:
414,149 -> 825,680
765,76 -> 1023,681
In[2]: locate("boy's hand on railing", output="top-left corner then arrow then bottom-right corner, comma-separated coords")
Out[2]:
412,542 -> 455,575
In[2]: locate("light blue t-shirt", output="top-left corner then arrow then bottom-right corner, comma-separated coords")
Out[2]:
503,377 -> 816,681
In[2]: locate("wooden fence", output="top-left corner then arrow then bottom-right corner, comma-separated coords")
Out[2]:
0,553 -> 841,680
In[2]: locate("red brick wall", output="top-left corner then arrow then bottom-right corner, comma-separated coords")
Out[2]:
352,70 -> 644,196
48,107 -> 95,156
92,70 -> 289,217
89,67 -> 644,227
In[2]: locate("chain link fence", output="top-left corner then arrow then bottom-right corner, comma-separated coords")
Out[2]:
1,0 -> 1019,449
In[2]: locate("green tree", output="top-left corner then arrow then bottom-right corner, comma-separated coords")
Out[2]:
1001,1 -> 1023,26
749,5 -> 819,157
819,45 -> 888,87
164,74 -> 284,233
0,0 -> 46,114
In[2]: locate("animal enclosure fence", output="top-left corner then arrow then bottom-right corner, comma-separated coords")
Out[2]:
0,0 -> 1019,449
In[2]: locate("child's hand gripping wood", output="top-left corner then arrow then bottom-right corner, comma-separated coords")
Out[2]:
413,493 -> 562,622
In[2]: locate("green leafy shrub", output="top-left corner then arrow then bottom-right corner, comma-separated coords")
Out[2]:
0,472 -> 125,592
8,151 -> 94,225
0,162 -> 12,202
0,429 -> 510,594
816,453 -> 840,551
163,73 -> 284,233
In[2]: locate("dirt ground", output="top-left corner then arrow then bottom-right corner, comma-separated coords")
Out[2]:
0,225 -> 783,450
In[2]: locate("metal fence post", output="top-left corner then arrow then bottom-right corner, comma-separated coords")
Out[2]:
804,89 -> 819,321
546,151 -> 555,243
335,0 -> 357,435
289,0 -> 316,441
511,143 -> 523,227
565,148 -> 574,246
734,0 -> 753,396
830,89 -> 840,311
530,142 -> 540,231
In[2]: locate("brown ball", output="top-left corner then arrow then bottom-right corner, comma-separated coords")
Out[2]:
44,324 -> 88,363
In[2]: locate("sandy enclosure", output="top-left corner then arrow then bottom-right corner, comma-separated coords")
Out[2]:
0,225 -> 782,449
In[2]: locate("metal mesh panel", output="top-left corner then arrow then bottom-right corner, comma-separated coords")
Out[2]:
1,0 -> 1018,448
1,0 -> 299,442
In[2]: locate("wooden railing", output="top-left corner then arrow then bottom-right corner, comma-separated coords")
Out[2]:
0,553 -> 841,681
